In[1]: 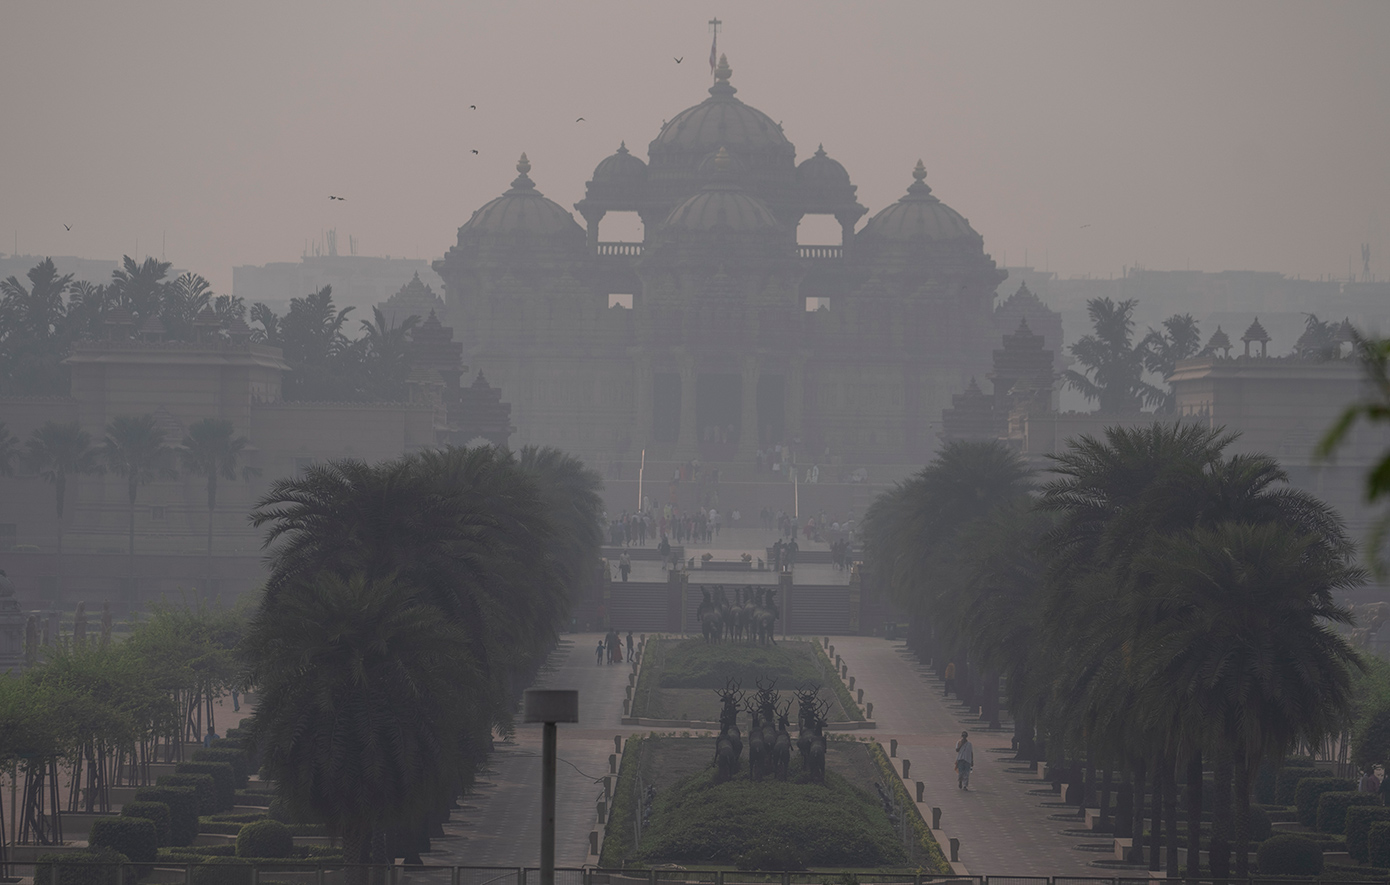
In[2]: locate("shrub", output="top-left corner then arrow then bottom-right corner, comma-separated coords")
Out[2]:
133,786 -> 200,847
1275,765 -> 1334,806
1370,821 -> 1390,868
34,848 -> 133,885
236,820 -> 294,859
192,747 -> 250,784
190,859 -> 253,885
1354,707 -> 1390,770
1319,791 -> 1382,834
89,817 -> 158,864
1255,761 -> 1281,805
1249,804 -> 1274,842
157,773 -> 218,815
1257,833 -> 1324,876
176,761 -> 237,811
120,802 -> 172,847
1345,806 -> 1390,862
735,833 -> 806,871
1294,778 -> 1356,827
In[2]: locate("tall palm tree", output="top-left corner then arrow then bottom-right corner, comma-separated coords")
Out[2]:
0,257 -> 73,339
1143,314 -> 1202,414
518,445 -> 605,611
161,272 -> 214,341
180,419 -> 248,558
240,572 -> 480,872
103,414 -> 177,556
358,307 -> 420,401
108,256 -> 172,324
25,421 -> 102,595
1064,297 -> 1164,414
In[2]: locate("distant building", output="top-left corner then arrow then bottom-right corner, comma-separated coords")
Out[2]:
232,255 -> 445,319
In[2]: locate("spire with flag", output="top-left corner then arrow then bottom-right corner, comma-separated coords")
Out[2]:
709,17 -> 721,76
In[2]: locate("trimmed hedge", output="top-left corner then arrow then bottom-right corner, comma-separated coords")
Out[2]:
1318,791 -> 1382,834
1277,765 -> 1335,805
176,761 -> 237,811
1345,806 -> 1390,863
158,773 -> 218,815
1257,833 -> 1324,875
232,790 -> 271,808
1370,820 -> 1390,868
120,801 -> 172,847
190,858 -> 331,885
192,747 -> 250,784
34,848 -> 133,885
1295,778 -> 1356,827
1249,804 -> 1274,842
89,817 -> 158,865
236,820 -> 294,858
133,786 -> 200,847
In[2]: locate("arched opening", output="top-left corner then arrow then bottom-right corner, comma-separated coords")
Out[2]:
796,214 -> 842,246
599,211 -> 645,243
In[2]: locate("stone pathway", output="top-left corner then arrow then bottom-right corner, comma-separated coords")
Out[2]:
831,635 -> 1110,877
430,636 -> 637,868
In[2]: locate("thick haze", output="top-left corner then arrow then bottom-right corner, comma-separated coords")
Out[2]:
2,1 -> 1387,293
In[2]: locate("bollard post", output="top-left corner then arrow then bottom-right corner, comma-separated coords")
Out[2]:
824,636 -> 829,647
589,831 -> 599,855
890,739 -> 898,757
931,806 -> 942,829
857,688 -> 864,704
915,781 -> 924,803
949,837 -> 960,863
866,702 -> 873,719
623,699 -> 629,716
829,645 -> 835,658
603,775 -> 612,802
626,685 -> 632,700
902,759 -> 910,778
609,754 -> 618,773
841,664 -> 848,679
614,734 -> 622,753
597,799 -> 606,824
848,676 -> 856,691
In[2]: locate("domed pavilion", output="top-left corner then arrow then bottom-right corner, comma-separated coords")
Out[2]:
434,54 -> 1011,475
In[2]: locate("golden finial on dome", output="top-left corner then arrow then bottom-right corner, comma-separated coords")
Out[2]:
712,146 -> 733,173
913,160 -> 927,182
517,153 -> 531,175
714,53 -> 732,83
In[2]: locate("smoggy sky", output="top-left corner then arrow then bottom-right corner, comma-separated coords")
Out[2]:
2,1 -> 1387,294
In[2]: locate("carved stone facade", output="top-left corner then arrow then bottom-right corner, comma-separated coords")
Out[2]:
434,56 -> 1009,467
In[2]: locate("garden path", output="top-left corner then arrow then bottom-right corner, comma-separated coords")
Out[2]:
831,635 -> 1108,877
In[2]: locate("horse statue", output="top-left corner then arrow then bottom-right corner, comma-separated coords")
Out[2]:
697,586 -> 723,644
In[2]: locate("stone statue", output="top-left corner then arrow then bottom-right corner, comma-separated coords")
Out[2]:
73,601 -> 88,646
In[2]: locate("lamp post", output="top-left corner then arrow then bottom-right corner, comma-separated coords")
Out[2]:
523,689 -> 580,885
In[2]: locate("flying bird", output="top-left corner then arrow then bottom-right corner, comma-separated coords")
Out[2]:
1080,224 -> 1091,229
329,195 -> 346,201
576,117 -> 586,122
674,57 -> 683,63
471,150 -> 479,155
469,105 -> 476,110
63,224 -> 71,231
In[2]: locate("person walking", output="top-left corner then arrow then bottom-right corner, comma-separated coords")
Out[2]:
595,638 -> 605,666
956,731 -> 974,791
943,661 -> 957,698
626,631 -> 635,660
619,551 -> 632,582
1359,765 -> 1381,795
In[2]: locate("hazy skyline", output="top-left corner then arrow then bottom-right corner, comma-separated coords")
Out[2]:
3,1 -> 1387,294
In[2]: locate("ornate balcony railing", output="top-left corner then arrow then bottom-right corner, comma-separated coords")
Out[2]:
797,244 -> 843,259
597,241 -> 643,257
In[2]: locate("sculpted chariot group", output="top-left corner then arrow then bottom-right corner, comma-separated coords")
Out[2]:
696,585 -> 779,645
712,679 -> 830,784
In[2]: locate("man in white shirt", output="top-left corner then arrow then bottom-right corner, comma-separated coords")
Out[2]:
956,731 -> 974,791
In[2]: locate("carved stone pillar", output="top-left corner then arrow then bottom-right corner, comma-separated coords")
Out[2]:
581,210 -> 605,252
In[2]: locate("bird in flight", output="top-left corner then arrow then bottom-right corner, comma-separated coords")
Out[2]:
1080,224 -> 1091,229
576,117 -> 586,122
471,149 -> 479,155
63,224 -> 71,231
329,195 -> 345,201
469,105 -> 476,110
674,57 -> 683,63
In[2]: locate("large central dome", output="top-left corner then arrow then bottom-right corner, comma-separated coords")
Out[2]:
648,55 -> 793,168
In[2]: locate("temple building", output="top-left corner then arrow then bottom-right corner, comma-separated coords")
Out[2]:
434,55 -> 1020,472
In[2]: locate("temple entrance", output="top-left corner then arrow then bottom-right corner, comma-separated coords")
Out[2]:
696,373 -> 741,460
653,373 -> 681,443
757,374 -> 786,446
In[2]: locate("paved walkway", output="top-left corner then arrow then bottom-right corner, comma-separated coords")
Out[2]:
832,636 -> 1107,877
430,635 -> 637,868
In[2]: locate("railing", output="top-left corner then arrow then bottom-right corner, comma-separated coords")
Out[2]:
597,242 -> 643,257
797,244 -> 843,259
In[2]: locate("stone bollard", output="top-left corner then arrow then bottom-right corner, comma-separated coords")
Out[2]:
902,759 -> 910,778
824,636 -> 829,647
915,781 -> 925,803
603,776 -> 612,802
949,837 -> 960,863
609,754 -> 618,773
834,653 -> 841,667
866,702 -> 873,719
626,685 -> 633,700
597,799 -> 606,824
931,807 -> 942,830
856,688 -> 864,704
614,735 -> 623,753
890,738 -> 898,757
829,645 -> 835,658
848,676 -> 856,691
623,699 -> 630,716
841,664 -> 848,679
628,673 -> 635,686
589,831 -> 599,855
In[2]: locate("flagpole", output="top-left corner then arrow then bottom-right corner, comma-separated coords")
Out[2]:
637,448 -> 645,511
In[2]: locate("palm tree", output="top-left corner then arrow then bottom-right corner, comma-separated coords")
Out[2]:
358,307 -> 420,400
241,572 -> 482,871
160,272 -> 214,341
180,419 -> 248,558
108,256 -> 172,325
1143,314 -> 1202,414
25,421 -> 102,596
0,258 -> 72,339
103,414 -> 177,556
1137,522 -> 1362,875
0,421 -> 16,476
518,445 -> 605,612
1064,297 -> 1164,414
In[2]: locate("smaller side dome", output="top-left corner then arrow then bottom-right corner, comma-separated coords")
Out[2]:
591,142 -> 647,185
460,153 -> 585,238
797,144 -> 851,187
858,160 -> 979,243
